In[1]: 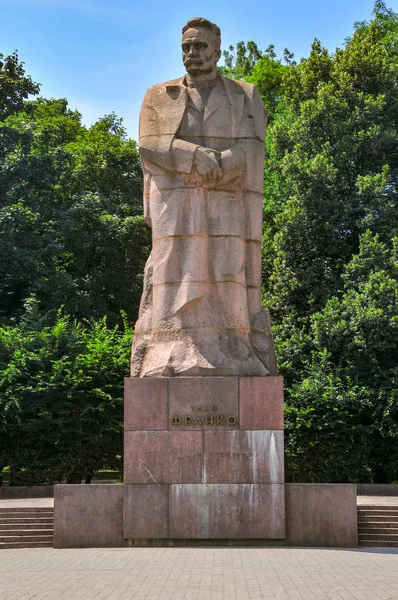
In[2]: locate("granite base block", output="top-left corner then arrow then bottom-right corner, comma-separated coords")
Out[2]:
124,376 -> 284,432
239,377 -> 284,430
204,430 -> 284,484
169,484 -> 285,539
124,430 -> 203,484
124,484 -> 168,539
54,484 -> 127,548
124,378 -> 168,430
169,377 -> 239,430
123,376 -> 286,541
285,484 -> 358,547
53,483 -> 358,547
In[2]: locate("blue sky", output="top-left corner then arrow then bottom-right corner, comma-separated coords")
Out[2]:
1,0 -> 396,139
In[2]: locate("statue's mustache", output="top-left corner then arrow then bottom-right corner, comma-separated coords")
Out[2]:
184,58 -> 203,65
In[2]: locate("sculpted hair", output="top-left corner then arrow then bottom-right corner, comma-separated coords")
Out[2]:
182,17 -> 221,52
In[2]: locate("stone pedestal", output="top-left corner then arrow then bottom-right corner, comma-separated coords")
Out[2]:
53,377 -> 359,547
123,376 -> 285,540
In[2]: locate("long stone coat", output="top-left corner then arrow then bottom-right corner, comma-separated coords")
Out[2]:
131,74 -> 277,377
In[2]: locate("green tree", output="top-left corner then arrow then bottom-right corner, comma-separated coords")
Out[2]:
257,1 -> 398,481
0,52 -> 147,484
220,42 -> 292,121
0,301 -> 132,485
285,233 -> 398,482
0,97 -> 149,326
262,1 -> 398,382
0,51 -> 40,120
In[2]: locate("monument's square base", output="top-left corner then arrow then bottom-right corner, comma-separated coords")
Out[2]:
123,377 -> 285,540
53,376 -> 358,547
53,483 -> 358,548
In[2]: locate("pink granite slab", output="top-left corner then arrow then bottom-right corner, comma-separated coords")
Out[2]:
239,377 -> 284,430
124,431 -> 203,484
169,483 -> 285,539
204,430 -> 284,484
54,485 -> 126,548
168,378 -> 239,430
285,484 -> 358,547
123,484 -> 168,539
124,378 -> 168,431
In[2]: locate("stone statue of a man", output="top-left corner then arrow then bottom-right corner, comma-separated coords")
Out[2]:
131,17 -> 277,377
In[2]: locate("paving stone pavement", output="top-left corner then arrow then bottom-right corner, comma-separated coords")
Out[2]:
1,546 -> 398,600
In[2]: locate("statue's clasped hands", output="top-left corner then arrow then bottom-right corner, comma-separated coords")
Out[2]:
192,147 -> 222,186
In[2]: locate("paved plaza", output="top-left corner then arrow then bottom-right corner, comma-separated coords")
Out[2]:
1,496 -> 398,599
1,545 -> 398,600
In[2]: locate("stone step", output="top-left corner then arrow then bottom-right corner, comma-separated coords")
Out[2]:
358,506 -> 398,511
358,539 -> 398,548
357,506 -> 398,547
359,530 -> 398,538
0,509 -> 53,513
358,521 -> 398,529
0,506 -> 54,548
0,540 -> 53,549
358,532 -> 398,541
0,534 -> 53,544
357,514 -> 398,522
0,522 -> 54,531
0,507 -> 53,514
358,510 -> 398,517
0,517 -> 53,525
0,529 -> 53,537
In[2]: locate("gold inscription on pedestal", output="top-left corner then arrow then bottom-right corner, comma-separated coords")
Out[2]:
171,405 -> 238,427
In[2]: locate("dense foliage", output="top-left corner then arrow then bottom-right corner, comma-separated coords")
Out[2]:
0,52 -> 148,484
0,94 -> 149,326
0,301 -> 132,484
1,1 -> 397,484
223,0 -> 398,482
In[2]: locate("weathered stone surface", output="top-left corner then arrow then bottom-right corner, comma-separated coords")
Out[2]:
124,378 -> 168,431
124,431 -> 203,483
285,484 -> 358,547
169,484 -> 285,538
130,17 -> 277,378
123,484 -> 168,539
204,430 -> 284,484
54,485 -> 126,548
168,377 -> 238,430
239,377 -> 284,430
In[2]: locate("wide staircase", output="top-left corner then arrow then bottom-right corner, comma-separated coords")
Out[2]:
0,506 -> 54,548
358,504 -> 398,547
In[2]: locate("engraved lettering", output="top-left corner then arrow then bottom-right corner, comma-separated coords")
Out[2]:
171,416 -> 181,425
216,416 -> 224,425
205,416 -> 214,425
185,416 -> 193,425
212,406 -> 217,412
195,417 -> 203,425
227,416 -> 237,425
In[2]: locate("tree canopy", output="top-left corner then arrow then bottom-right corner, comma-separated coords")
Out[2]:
222,0 -> 398,483
0,52 -> 148,484
1,1 -> 397,484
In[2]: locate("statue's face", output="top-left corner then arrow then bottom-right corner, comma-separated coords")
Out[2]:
182,27 -> 220,76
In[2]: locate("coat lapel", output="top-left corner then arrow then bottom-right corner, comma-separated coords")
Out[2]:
223,76 -> 245,138
164,77 -> 188,134
204,78 -> 227,122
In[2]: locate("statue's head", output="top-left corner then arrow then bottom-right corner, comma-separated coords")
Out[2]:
181,17 -> 221,77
